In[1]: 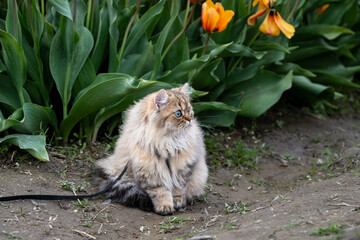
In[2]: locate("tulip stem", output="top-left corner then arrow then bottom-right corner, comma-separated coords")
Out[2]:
248,0 -> 253,12
201,32 -> 211,56
183,0 -> 191,28
287,0 -> 299,21
170,0 -> 174,17
227,30 -> 260,77
117,0 -> 141,64
161,1 -> 197,61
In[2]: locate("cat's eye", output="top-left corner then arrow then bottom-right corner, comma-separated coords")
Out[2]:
174,110 -> 182,118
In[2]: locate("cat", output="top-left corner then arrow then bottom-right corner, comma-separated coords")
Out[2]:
94,83 -> 208,215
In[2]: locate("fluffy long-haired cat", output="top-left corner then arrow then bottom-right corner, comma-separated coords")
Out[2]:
94,83 -> 208,215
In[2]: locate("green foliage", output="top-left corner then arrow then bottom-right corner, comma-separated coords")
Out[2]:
159,216 -> 191,233
310,222 -> 342,236
0,0 -> 359,160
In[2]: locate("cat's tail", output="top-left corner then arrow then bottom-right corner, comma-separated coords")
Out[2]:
93,168 -> 154,212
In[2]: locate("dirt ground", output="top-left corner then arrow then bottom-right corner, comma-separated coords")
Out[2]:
0,104 -> 359,240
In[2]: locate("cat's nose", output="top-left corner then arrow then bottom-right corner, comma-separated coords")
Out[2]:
184,115 -> 191,123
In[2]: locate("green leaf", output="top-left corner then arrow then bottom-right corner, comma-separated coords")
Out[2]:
156,43 -> 231,83
295,54 -> 360,88
311,0 -> 355,26
291,76 -> 335,104
0,103 -> 58,134
72,58 -> 96,98
0,134 -> 49,161
119,42 -> 156,77
226,71 -> 293,118
192,59 -> 222,90
48,0 -> 73,20
70,0 -> 88,30
0,74 -> 23,110
271,62 -> 316,78
295,25 -> 354,41
192,101 -> 240,114
152,0 -> 179,76
0,30 -> 27,105
285,38 -> 339,62
50,16 -> 94,116
253,40 -> 291,54
90,5 -> 109,72
237,0 -> 248,18
6,0 -> 22,45
123,0 -> 166,58
22,0 -> 44,44
0,109 -> 22,132
60,73 -> 156,142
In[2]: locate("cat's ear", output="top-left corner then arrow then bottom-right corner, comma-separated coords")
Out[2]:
178,83 -> 192,95
154,89 -> 168,110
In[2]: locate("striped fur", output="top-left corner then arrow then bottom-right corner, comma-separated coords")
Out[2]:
94,84 -> 208,215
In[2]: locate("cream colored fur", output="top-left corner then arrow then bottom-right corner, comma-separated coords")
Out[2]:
95,84 -> 208,215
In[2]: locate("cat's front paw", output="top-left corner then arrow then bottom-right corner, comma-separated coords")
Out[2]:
154,204 -> 175,216
173,196 -> 186,210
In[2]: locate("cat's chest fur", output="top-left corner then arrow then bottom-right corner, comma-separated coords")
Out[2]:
140,126 -> 197,170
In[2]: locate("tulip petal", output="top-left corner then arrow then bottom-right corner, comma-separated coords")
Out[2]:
316,4 -> 329,15
247,2 -> 267,26
253,0 -> 260,7
217,10 -> 235,32
273,11 -> 295,39
215,2 -> 224,15
259,11 -> 280,36
204,0 -> 216,9
202,3 -> 220,33
202,0 -> 233,33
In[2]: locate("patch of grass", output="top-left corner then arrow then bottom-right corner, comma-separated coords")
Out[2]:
310,222 -> 342,236
159,216 -> 191,233
312,134 -> 323,143
281,153 -> 295,161
224,179 -> 233,187
73,199 -> 89,209
309,149 -> 342,180
205,132 -> 267,170
224,141 -> 260,169
205,135 -> 224,168
276,119 -> 285,128
0,143 -> 9,155
83,221 -> 92,228
60,179 -> 90,192
221,219 -> 237,230
282,221 -> 302,230
249,177 -> 266,187
7,232 -> 20,239
104,135 -> 119,152
19,206 -> 25,217
224,202 -> 249,215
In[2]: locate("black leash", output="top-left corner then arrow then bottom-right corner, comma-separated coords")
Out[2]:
0,162 -> 129,202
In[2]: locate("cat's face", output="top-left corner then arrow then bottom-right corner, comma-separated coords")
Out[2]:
153,84 -> 194,132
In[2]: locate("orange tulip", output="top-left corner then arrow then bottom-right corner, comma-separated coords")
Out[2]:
247,1 -> 268,26
201,0 -> 234,33
316,4 -> 329,15
247,0 -> 295,39
259,9 -> 295,39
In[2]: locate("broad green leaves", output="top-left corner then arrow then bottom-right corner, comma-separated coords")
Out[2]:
60,73 -> 155,142
0,30 -> 27,105
0,134 -> 49,161
0,0 -> 359,161
50,16 -> 94,117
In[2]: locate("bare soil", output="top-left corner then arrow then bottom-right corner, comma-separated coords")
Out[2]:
1,105 -> 359,240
